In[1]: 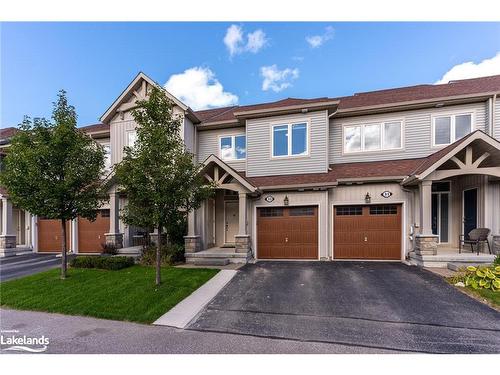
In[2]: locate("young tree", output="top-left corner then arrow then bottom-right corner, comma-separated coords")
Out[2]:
115,86 -> 213,286
0,91 -> 107,279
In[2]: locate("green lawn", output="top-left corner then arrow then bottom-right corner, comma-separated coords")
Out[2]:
0,265 -> 219,323
467,287 -> 500,308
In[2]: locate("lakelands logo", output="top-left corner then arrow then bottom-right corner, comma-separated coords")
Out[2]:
1,330 -> 49,353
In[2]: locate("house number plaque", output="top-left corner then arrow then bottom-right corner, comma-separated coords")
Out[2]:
381,191 -> 392,198
264,196 -> 275,203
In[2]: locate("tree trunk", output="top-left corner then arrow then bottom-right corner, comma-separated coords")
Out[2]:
61,218 -> 67,280
156,225 -> 162,286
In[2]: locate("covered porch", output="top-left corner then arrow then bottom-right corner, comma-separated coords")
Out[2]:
405,131 -> 500,268
184,155 -> 260,265
0,192 -> 34,257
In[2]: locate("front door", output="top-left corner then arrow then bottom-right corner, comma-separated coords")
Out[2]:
463,188 -> 478,239
224,201 -> 239,245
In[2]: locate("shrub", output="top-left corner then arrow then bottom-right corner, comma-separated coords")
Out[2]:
139,244 -> 185,266
70,256 -> 134,270
462,265 -> 500,291
101,242 -> 117,255
494,254 -> 500,266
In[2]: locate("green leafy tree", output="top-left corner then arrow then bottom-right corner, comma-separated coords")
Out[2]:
0,91 -> 107,279
115,86 -> 214,286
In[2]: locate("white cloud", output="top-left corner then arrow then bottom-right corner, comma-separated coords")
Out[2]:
306,26 -> 334,48
223,24 -> 268,57
260,65 -> 299,93
435,52 -> 500,84
164,67 -> 238,110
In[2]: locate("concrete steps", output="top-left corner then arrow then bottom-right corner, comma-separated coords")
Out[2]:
409,251 -> 495,268
185,248 -> 251,266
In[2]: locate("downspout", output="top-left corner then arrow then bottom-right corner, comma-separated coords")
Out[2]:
491,93 -> 497,136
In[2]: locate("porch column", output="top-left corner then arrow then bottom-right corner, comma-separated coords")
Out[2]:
235,192 -> 251,254
0,197 -> 17,257
184,209 -> 201,253
415,180 -> 438,256
104,192 -> 123,249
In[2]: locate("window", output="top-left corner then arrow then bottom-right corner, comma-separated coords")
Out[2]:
272,122 -> 308,157
289,207 -> 315,216
369,205 -> 398,215
343,121 -> 402,153
433,113 -> 472,146
103,144 -> 111,170
127,130 -> 137,148
100,209 -> 111,218
336,206 -> 362,216
259,208 -> 284,217
220,134 -> 246,160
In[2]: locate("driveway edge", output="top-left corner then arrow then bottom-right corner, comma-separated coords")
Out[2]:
153,269 -> 237,328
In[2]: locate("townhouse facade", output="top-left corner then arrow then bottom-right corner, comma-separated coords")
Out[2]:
1,73 -> 500,268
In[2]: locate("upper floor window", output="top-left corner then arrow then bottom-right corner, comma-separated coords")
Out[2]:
127,130 -> 137,148
103,144 -> 111,170
343,121 -> 402,153
272,122 -> 308,157
433,113 -> 472,146
220,134 -> 246,160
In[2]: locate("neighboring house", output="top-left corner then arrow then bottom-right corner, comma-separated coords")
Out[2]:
1,72 -> 500,268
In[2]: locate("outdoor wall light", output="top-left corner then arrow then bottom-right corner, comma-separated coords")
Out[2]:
284,195 -> 289,206
365,192 -> 371,204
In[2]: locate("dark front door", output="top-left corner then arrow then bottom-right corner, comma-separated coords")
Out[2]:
463,188 -> 478,239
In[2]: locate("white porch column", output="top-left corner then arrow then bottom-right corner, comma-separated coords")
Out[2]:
187,209 -> 196,236
238,192 -> 247,236
31,215 -> 38,252
0,197 -> 17,256
104,192 -> 123,249
71,218 -> 78,253
235,192 -> 251,254
415,180 -> 438,256
184,209 -> 201,253
24,211 -> 31,247
419,180 -> 433,235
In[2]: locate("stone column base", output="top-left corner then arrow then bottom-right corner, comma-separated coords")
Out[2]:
0,235 -> 17,257
492,235 -> 500,255
235,235 -> 251,254
414,234 -> 438,256
184,235 -> 201,253
104,233 -> 123,249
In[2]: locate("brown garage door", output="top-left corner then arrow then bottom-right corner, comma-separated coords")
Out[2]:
257,206 -> 318,259
334,204 -> 401,260
78,210 -> 110,253
38,219 -> 71,253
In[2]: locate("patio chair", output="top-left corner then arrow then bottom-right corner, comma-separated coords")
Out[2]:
459,228 -> 492,255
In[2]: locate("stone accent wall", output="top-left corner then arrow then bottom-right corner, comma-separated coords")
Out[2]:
184,235 -> 201,253
414,234 -> 438,256
235,235 -> 251,254
105,233 -> 123,249
493,235 -> 500,255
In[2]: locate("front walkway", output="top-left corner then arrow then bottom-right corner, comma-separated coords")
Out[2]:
188,262 -> 500,353
0,308 -> 396,354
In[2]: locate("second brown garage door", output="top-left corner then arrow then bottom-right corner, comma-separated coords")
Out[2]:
78,210 -> 110,253
257,206 -> 318,259
334,204 -> 402,260
38,219 -> 71,253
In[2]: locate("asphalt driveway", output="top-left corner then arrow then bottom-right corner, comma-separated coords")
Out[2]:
189,262 -> 500,353
0,254 -> 60,282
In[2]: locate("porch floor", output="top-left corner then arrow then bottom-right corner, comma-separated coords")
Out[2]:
409,247 -> 496,268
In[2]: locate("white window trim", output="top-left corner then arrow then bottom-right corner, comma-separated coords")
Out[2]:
218,133 -> 246,161
431,112 -> 474,148
102,142 -> 111,170
270,120 -> 310,159
342,120 -> 404,154
126,129 -> 137,147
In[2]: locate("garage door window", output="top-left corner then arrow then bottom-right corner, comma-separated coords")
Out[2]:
369,205 -> 398,215
259,208 -> 284,217
289,207 -> 315,216
100,209 -> 111,218
336,206 -> 362,215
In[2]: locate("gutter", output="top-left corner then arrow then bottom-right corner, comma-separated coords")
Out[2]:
233,100 -> 340,118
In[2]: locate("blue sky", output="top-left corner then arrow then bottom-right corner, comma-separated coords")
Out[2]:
1,22 -> 500,127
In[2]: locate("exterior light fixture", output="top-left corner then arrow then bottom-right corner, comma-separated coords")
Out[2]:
284,195 -> 289,206
365,192 -> 371,204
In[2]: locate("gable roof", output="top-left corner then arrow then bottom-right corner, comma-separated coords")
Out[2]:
200,154 -> 259,193
0,127 -> 18,141
99,72 -> 199,124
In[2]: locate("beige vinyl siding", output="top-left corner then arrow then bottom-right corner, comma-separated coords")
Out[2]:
329,102 -> 488,164
197,127 -> 246,171
110,112 -> 137,166
486,179 -> 500,236
246,110 -> 328,177
494,98 -> 500,140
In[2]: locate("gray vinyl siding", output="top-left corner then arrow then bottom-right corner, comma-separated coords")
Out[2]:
329,102 -> 488,164
197,127 -> 246,171
494,98 -> 500,140
246,110 -> 328,177
110,114 -> 137,166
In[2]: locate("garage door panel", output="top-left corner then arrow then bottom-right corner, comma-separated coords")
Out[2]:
257,206 -> 318,260
334,204 -> 401,260
38,219 -> 70,252
78,210 -> 110,253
